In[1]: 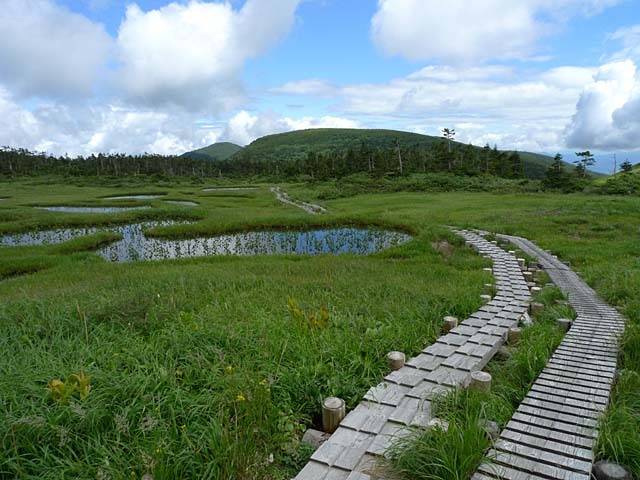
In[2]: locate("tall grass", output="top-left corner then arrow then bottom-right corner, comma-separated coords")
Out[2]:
1,177 -> 639,478
389,287 -> 565,480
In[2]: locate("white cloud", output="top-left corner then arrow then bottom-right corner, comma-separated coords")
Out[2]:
271,79 -> 337,96
341,65 -> 593,119
609,24 -> 640,60
0,86 -> 224,156
116,0 -> 300,110
565,60 -> 640,150
0,87 -> 42,148
371,0 -> 620,64
329,63 -> 599,152
222,110 -> 360,146
0,0 -> 112,97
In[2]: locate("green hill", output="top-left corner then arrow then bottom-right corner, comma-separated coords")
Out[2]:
230,128 -> 573,179
233,128 -> 441,162
598,161 -> 640,194
183,142 -> 242,161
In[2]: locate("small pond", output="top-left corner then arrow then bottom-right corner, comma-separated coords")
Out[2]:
0,223 -> 411,263
202,187 -> 257,192
106,195 -> 166,200
35,206 -> 152,213
163,200 -> 198,206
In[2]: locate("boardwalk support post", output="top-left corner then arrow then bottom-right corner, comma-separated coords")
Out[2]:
443,316 -> 458,333
322,397 -> 345,434
469,371 -> 492,393
387,351 -> 406,371
557,318 -> 572,332
507,327 -> 522,344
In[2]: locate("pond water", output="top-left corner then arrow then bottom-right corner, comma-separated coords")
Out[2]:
202,187 -> 257,192
106,194 -> 165,200
0,223 -> 411,263
163,200 -> 199,206
35,206 -> 152,213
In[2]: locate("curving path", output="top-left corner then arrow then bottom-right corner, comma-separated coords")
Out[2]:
295,230 -> 625,480
295,230 -> 533,479
472,234 -> 625,480
271,186 -> 327,215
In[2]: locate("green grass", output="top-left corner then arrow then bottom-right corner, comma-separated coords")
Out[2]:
0,177 -> 639,478
597,323 -> 640,476
389,286 -> 566,480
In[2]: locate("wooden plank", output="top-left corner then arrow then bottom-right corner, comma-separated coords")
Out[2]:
504,420 -> 595,449
511,412 -> 597,439
500,429 -> 594,461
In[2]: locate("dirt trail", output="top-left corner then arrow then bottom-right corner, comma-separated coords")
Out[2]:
270,187 -> 327,215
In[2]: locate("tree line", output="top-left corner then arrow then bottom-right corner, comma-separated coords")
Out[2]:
219,140 -> 524,180
0,147 -> 221,178
0,139 -> 524,180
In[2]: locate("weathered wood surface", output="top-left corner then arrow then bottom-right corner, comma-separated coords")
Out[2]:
470,233 -> 625,480
295,230 -> 532,479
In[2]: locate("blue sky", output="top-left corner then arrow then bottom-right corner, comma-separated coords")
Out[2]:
1,0 -> 640,172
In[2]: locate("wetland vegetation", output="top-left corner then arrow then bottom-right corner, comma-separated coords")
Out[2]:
0,176 -> 638,479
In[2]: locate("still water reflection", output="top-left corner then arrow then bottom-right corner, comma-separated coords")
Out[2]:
35,206 -> 151,213
0,223 -> 411,263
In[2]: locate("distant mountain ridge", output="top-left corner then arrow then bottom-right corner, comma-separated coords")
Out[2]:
182,142 -> 242,161
183,128 -> 595,180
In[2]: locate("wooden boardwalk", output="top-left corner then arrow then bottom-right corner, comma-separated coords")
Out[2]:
295,231 -> 624,480
295,230 -> 532,479
472,234 -> 625,480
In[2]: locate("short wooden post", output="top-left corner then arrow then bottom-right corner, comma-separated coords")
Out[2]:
507,327 -> 522,344
322,397 -> 345,434
387,351 -> 406,371
482,267 -> 493,274
557,318 -> 572,332
522,271 -> 533,281
531,286 -> 542,295
592,461 -> 632,480
443,316 -> 458,333
480,294 -> 492,304
529,302 -> 544,316
517,258 -> 526,269
469,371 -> 492,393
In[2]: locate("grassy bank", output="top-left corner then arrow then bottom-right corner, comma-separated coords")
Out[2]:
1,177 -> 639,478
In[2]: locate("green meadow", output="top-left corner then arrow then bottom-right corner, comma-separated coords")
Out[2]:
0,177 -> 638,479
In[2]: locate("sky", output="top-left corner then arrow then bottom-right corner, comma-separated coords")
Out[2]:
1,0 -> 640,172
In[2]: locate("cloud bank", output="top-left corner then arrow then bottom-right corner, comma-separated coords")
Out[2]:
565,60 -> 640,150
371,0 -> 620,64
0,0 -> 112,97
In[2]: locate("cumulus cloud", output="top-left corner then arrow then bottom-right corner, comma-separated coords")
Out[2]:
609,24 -> 640,60
0,0 -> 112,97
0,86 -> 223,156
271,79 -> 337,96
116,0 -> 300,109
565,60 -> 640,150
327,64 -> 598,152
341,65 -> 593,119
222,110 -> 360,146
371,0 -> 620,63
